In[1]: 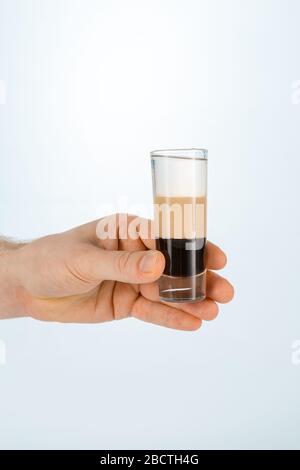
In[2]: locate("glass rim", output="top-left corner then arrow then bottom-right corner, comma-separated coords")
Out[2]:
150,148 -> 208,161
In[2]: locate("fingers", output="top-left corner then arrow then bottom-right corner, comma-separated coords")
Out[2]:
132,296 -> 202,331
74,245 -> 165,284
78,216 -> 228,272
181,298 -> 219,321
206,270 -> 234,303
205,241 -> 227,270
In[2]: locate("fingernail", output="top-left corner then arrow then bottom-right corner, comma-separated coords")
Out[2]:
140,251 -> 158,273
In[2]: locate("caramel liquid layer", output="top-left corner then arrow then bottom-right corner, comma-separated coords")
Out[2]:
154,196 -> 206,239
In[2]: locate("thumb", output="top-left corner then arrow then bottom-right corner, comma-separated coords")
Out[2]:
78,247 -> 165,284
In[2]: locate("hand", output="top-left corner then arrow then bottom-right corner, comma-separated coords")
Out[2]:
5,215 -> 234,330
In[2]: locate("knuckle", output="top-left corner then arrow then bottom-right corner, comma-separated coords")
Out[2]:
116,251 -> 134,276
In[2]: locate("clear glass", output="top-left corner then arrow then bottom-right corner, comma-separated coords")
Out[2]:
151,148 -> 207,303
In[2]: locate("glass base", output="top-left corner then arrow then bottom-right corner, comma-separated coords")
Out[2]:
158,271 -> 206,303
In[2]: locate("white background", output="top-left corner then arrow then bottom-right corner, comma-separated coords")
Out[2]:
0,0 -> 300,449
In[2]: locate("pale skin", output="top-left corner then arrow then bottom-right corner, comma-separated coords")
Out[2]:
0,214 -> 234,330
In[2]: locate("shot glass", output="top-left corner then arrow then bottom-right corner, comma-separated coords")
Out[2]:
151,148 -> 207,303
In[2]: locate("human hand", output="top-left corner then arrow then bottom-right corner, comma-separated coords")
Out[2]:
3,215 -> 234,330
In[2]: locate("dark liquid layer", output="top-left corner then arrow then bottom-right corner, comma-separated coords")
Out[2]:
156,238 -> 206,277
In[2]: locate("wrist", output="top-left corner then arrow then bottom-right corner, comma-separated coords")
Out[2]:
0,242 -> 29,319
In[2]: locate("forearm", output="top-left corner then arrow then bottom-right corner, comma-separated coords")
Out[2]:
0,238 -> 26,319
